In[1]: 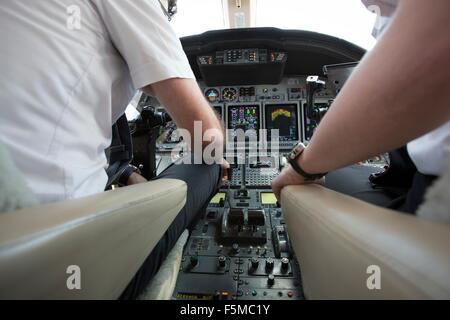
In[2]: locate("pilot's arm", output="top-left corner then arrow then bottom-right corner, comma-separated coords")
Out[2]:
143,79 -> 225,159
124,78 -> 227,186
94,0 -> 228,181
272,0 -> 450,199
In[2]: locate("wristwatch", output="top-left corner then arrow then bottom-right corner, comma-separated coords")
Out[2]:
288,142 -> 327,181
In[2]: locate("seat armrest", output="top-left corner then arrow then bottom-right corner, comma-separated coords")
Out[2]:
0,179 -> 187,300
282,185 -> 450,299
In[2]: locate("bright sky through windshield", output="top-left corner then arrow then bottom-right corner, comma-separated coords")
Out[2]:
170,0 -> 378,50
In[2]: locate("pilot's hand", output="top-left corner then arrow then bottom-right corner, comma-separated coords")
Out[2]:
127,172 -> 148,185
220,159 -> 231,184
271,165 -> 324,203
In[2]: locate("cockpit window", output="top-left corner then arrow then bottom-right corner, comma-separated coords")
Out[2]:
170,0 -> 377,50
171,0 -> 228,37
254,0 -> 377,49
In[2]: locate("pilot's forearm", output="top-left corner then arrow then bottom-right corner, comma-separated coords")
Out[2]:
143,78 -> 224,152
299,0 -> 450,174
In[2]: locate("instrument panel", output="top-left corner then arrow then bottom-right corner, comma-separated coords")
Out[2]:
200,77 -> 334,149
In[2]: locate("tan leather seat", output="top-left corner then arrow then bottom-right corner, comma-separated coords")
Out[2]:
281,185 -> 450,299
0,179 -> 187,300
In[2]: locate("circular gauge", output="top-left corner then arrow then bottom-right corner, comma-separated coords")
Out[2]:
205,88 -> 220,103
222,87 -> 237,102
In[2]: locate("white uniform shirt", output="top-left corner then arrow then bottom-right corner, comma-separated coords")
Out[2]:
0,0 -> 194,203
363,0 -> 450,176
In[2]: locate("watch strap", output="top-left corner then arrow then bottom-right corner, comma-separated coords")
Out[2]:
288,158 -> 327,181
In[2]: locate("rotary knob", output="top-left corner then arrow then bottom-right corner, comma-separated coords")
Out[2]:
265,258 -> 274,272
250,257 -> 260,270
281,258 -> 290,270
190,255 -> 199,268
267,274 -> 275,286
232,243 -> 240,254
218,256 -> 226,268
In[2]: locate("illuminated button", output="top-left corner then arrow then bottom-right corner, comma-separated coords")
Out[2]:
287,291 -> 294,298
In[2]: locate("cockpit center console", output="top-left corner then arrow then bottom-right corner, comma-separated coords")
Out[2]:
170,50 -> 322,301
134,48 -> 388,300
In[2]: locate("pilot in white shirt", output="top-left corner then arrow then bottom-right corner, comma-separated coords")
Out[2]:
0,0 -> 224,300
272,0 -> 450,214
0,0 -> 196,203
364,0 -> 450,177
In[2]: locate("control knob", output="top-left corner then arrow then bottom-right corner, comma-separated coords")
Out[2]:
281,258 -> 290,271
267,274 -> 275,286
232,243 -> 240,254
190,256 -> 199,268
218,256 -> 226,268
250,257 -> 259,270
265,258 -> 274,272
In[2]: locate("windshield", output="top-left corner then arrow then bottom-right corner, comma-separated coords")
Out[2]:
170,0 -> 378,50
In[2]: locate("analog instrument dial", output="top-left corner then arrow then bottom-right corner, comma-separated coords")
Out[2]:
205,88 -> 220,103
222,87 -> 237,102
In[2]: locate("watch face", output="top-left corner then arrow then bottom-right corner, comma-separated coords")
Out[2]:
289,142 -> 305,160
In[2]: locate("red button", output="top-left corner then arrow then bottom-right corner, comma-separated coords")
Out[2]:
287,291 -> 294,298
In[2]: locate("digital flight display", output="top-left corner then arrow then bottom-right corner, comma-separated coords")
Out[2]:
264,104 -> 299,142
227,105 -> 260,140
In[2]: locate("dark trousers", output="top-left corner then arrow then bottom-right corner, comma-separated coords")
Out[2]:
325,149 -> 437,214
120,163 -> 221,300
326,165 -> 398,208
